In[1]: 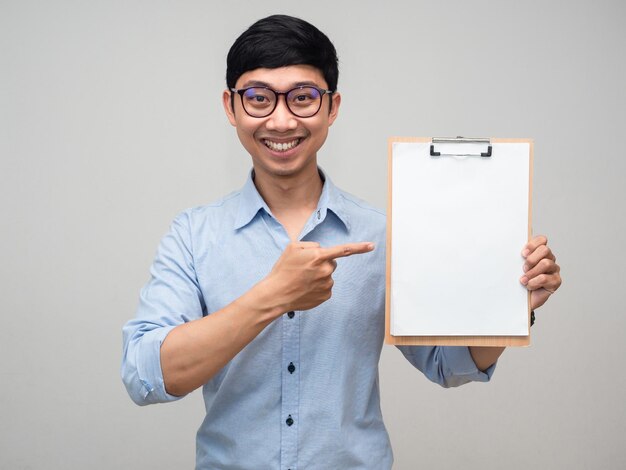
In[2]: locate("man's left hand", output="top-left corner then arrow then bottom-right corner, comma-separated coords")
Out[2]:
520,235 -> 562,310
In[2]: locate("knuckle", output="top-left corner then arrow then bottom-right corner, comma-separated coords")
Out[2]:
540,258 -> 552,270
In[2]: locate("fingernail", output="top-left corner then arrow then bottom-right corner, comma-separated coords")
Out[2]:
522,249 -> 530,257
523,265 -> 528,272
367,243 -> 375,250
520,276 -> 528,285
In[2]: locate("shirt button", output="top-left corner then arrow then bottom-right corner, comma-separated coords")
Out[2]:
287,311 -> 295,319
288,362 -> 295,374
286,415 -> 294,426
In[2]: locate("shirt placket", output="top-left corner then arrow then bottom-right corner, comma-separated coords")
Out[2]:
280,309 -> 300,470
265,208 -> 324,470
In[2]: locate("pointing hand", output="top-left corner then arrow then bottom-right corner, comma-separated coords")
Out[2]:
266,241 -> 375,312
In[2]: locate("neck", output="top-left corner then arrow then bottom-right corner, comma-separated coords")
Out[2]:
252,164 -> 324,241
253,167 -> 323,214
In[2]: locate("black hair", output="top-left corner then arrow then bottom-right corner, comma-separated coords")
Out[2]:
226,15 -> 339,91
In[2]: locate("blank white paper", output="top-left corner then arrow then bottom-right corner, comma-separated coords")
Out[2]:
390,141 -> 530,336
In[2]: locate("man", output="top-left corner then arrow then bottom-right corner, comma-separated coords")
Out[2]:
122,14 -> 561,469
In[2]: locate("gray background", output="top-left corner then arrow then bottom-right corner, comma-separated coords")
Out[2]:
1,0 -> 624,469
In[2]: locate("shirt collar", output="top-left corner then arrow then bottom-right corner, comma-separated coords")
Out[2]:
233,169 -> 272,230
233,168 -> 351,232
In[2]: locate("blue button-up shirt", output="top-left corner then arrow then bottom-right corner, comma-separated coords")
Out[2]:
122,169 -> 494,470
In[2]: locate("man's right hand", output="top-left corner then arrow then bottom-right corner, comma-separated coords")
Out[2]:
264,241 -> 375,313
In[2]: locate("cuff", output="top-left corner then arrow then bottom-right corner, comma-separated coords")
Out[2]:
134,325 -> 185,404
441,346 -> 496,384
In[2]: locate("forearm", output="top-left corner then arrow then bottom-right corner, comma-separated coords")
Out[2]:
160,278 -> 284,396
468,346 -> 505,371
159,240 -> 372,397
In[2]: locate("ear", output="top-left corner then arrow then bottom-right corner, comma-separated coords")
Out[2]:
223,89 -> 237,126
328,92 -> 341,126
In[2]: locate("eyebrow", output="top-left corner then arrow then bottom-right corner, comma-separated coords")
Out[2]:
240,80 -> 323,89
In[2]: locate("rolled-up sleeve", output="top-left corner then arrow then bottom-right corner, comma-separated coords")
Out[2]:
397,345 -> 496,388
121,211 -> 205,405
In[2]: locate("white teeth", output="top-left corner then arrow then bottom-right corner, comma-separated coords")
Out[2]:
264,138 -> 300,152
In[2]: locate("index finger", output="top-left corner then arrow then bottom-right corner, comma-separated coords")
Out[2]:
522,235 -> 548,257
319,242 -> 375,260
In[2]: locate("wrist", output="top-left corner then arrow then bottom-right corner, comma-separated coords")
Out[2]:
240,277 -> 288,323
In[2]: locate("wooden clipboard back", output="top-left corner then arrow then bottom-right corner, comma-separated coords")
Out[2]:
385,137 -> 533,347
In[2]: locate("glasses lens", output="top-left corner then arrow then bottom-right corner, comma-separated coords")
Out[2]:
286,87 -> 322,117
242,88 -> 276,117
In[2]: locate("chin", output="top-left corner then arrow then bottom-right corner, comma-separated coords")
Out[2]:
254,156 -> 316,179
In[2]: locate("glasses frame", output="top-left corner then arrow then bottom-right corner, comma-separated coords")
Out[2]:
230,85 -> 334,118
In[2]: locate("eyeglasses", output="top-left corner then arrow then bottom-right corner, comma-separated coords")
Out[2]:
230,86 -> 334,118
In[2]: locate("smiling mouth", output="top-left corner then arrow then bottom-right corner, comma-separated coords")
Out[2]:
263,138 -> 302,152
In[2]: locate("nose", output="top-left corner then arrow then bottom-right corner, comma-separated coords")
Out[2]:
265,96 -> 298,132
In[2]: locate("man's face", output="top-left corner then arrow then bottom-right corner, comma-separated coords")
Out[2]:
223,65 -> 341,181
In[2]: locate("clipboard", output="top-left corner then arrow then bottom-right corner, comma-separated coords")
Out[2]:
385,137 -> 533,347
